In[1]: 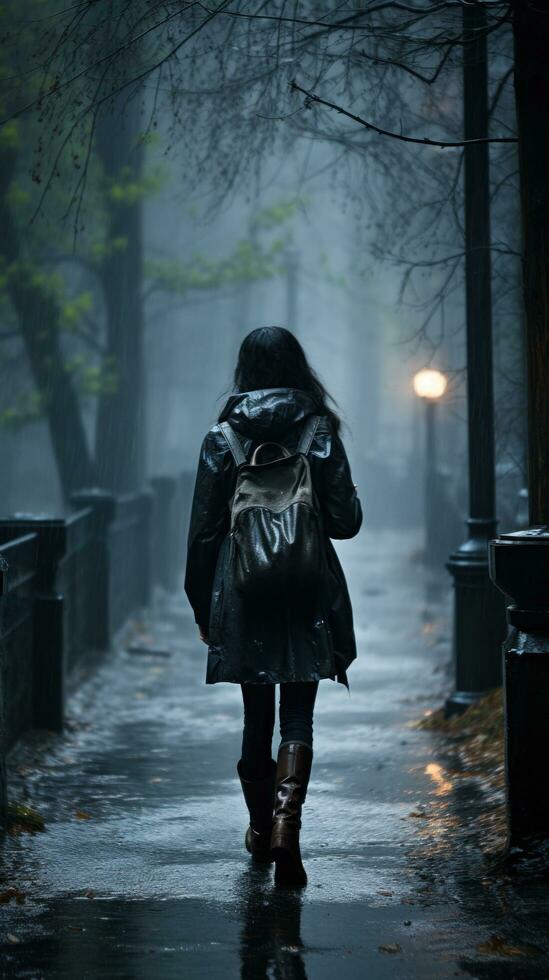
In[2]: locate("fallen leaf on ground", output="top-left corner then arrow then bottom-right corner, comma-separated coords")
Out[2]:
6,934 -> 20,944
377,890 -> 394,896
0,887 -> 25,905
75,811 -> 91,821
476,934 -> 540,958
7,802 -> 45,833
378,943 -> 401,955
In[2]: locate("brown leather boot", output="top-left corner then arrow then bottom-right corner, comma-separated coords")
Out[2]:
270,742 -> 313,887
237,759 -> 277,863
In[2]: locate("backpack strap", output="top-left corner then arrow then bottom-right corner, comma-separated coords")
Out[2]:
297,414 -> 321,455
219,421 -> 247,467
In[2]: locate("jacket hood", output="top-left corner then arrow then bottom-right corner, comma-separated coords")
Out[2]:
218,388 -> 319,441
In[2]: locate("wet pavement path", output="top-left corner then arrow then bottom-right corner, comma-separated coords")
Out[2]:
2,530 -> 549,979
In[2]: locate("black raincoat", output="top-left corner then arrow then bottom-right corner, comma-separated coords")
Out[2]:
184,388 -> 362,687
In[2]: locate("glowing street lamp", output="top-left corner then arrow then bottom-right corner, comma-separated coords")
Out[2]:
413,369 -> 448,567
413,369 -> 448,401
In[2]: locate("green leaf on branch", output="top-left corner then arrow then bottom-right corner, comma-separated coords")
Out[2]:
106,165 -> 164,206
79,363 -> 118,396
60,291 -> 93,331
0,390 -> 44,429
250,200 -> 301,232
6,181 -> 30,209
146,236 -> 289,298
62,355 -> 118,397
0,120 -> 20,151
90,237 -> 128,263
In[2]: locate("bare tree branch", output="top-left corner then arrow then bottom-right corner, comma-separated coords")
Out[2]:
291,81 -> 517,147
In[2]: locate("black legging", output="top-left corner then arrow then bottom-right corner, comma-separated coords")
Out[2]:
240,682 -> 319,780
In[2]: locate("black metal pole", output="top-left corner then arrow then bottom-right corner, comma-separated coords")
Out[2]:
445,1 -> 506,714
233,212 -> 257,350
285,247 -> 299,333
425,400 -> 437,564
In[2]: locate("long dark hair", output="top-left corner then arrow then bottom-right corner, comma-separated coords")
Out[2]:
234,326 -> 341,434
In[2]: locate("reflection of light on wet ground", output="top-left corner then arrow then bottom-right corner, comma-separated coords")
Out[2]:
5,531 -> 549,977
425,762 -> 453,797
406,761 -> 460,860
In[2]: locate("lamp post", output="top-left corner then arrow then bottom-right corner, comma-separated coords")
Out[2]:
443,0 -> 506,716
413,369 -> 447,567
285,246 -> 299,333
233,208 -> 258,350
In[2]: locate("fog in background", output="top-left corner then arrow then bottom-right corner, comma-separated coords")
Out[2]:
0,10 -> 525,550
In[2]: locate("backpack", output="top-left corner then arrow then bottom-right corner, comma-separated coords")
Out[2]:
219,415 -> 324,598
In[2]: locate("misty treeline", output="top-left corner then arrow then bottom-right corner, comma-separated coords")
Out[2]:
0,0 -> 546,515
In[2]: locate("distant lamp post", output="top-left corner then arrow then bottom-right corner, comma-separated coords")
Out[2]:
413,368 -> 448,402
285,247 -> 299,333
413,369 -> 448,566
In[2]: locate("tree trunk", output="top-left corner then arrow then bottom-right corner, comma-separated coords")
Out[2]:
94,92 -> 145,493
0,144 -> 96,501
512,0 -> 549,525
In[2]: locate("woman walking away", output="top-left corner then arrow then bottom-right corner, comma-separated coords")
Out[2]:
185,327 -> 362,887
